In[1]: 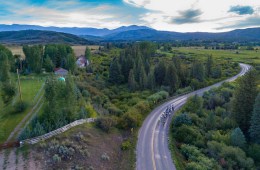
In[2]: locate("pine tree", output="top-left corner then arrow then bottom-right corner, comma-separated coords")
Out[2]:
128,69 -> 137,91
144,60 -> 150,74
173,57 -> 189,87
154,61 -> 166,86
64,53 -> 76,72
165,63 -> 179,93
23,45 -> 43,73
206,112 -> 215,130
191,61 -> 205,82
231,127 -> 246,148
85,47 -> 91,61
43,55 -> 55,72
109,58 -> 122,84
249,93 -> 260,144
0,52 -> 11,82
147,68 -> 155,90
206,55 -> 213,77
134,57 -> 143,81
64,74 -> 77,121
139,65 -> 147,90
232,70 -> 257,135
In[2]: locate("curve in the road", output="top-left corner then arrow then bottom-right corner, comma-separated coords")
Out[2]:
136,63 -> 251,170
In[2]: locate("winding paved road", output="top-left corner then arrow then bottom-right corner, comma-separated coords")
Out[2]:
136,63 -> 251,170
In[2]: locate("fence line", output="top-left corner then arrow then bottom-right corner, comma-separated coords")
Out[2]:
20,118 -> 96,146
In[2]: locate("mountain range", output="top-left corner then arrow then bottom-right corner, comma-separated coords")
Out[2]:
0,24 -> 259,44
0,24 -> 151,36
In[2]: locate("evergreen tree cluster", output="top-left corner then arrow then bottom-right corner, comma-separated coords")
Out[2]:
232,70 -> 258,135
22,44 -> 76,73
109,43 -> 224,94
109,42 -> 190,93
0,45 -> 16,104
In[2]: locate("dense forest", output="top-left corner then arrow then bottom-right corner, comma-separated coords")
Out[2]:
171,70 -> 260,169
22,44 -> 76,73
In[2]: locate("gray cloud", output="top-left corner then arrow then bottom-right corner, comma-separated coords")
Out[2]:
229,5 -> 254,15
172,9 -> 202,24
216,16 -> 260,30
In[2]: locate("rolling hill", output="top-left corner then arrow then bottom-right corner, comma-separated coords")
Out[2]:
0,30 -> 91,45
0,24 -> 151,36
103,27 -> 260,42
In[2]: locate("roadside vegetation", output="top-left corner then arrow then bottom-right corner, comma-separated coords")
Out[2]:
170,70 -> 260,169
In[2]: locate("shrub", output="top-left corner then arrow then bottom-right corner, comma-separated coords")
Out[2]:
173,113 -> 192,127
82,90 -> 90,98
118,111 -> 142,130
101,153 -> 110,161
79,149 -> 90,158
14,101 -> 27,113
176,86 -> 192,95
147,90 -> 169,104
222,117 -> 236,130
121,140 -> 132,151
58,145 -> 75,159
180,144 -> 217,170
186,162 -> 206,170
88,166 -> 94,170
174,125 -> 202,145
134,100 -> 150,115
107,105 -> 123,116
52,154 -> 61,163
74,132 -> 84,142
184,95 -> 203,113
96,117 -> 117,133
85,104 -> 97,118
207,141 -> 254,169
1,82 -> 16,104
248,144 -> 260,165
209,130 -> 230,145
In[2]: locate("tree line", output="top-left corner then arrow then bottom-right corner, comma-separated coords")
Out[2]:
21,44 -> 77,73
0,45 -> 16,105
109,42 -> 223,95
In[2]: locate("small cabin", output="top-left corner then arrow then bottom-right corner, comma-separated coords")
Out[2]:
54,68 -> 68,76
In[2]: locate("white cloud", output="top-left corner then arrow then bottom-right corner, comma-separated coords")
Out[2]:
0,1 -> 132,29
0,0 -> 259,32
124,0 -> 260,32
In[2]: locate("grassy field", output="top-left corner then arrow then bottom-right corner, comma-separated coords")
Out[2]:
5,45 -> 101,58
0,75 -> 45,143
72,45 -> 100,57
170,47 -> 260,64
5,45 -> 25,58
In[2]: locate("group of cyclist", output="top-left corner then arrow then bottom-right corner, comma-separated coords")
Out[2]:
159,104 -> 175,126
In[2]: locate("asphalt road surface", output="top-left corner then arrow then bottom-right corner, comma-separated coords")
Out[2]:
136,63 -> 251,170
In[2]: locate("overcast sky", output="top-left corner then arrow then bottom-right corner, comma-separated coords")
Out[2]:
0,0 -> 259,32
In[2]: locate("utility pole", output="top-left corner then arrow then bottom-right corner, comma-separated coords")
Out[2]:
17,69 -> 22,102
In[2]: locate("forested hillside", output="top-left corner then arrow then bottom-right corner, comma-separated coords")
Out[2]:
0,30 -> 91,45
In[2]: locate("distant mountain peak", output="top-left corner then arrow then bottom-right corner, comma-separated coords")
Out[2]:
0,24 -> 153,36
